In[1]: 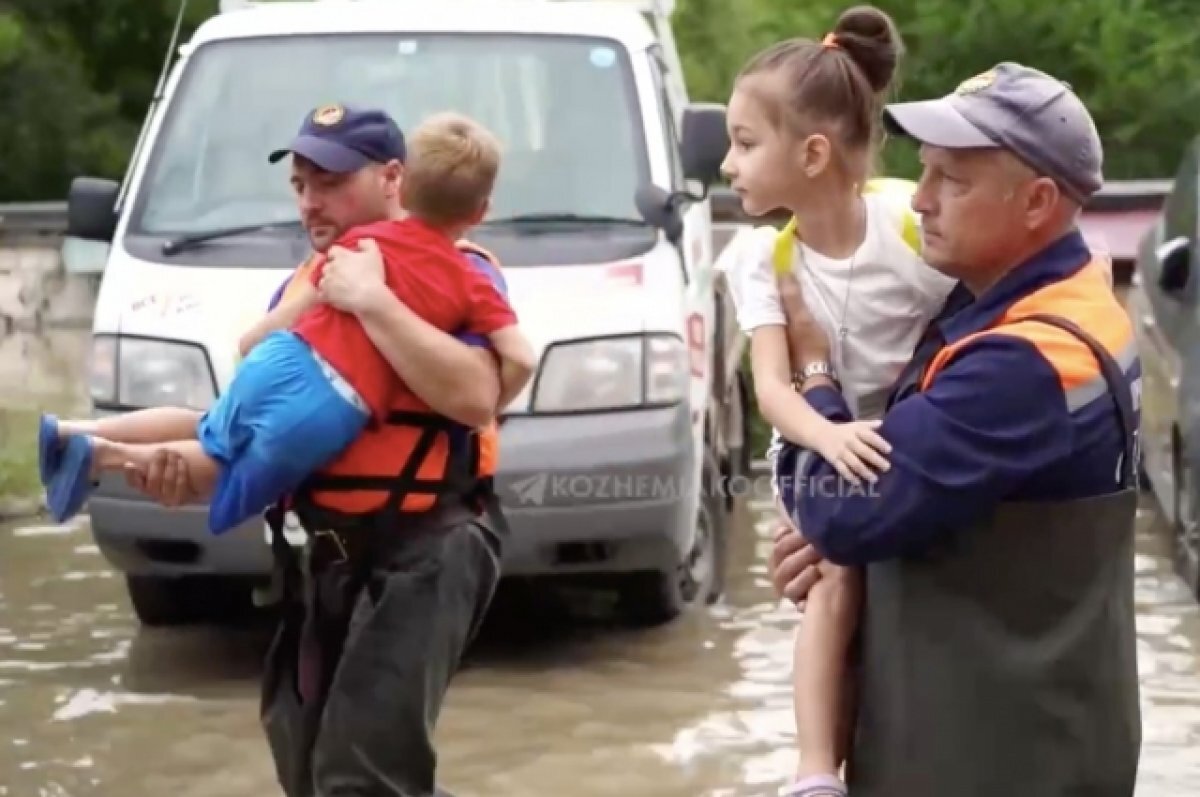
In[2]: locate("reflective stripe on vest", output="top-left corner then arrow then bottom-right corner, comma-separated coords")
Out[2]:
918,259 -> 1136,412
294,238 -> 500,517
771,177 -> 922,276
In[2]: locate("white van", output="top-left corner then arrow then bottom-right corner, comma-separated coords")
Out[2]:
64,0 -> 748,627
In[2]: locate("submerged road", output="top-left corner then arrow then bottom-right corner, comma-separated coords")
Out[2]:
0,495 -> 1197,796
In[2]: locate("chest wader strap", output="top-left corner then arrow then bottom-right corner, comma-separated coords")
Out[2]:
1020,312 -> 1139,489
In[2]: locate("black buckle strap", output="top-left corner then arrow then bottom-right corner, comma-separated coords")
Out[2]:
253,502 -> 301,608
385,410 -> 459,429
299,417 -> 469,498
378,424 -> 442,522
310,528 -> 350,565
287,411 -> 493,564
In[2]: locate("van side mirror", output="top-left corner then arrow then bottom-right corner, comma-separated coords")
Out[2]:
1157,235 -> 1191,294
635,184 -> 684,244
67,177 -> 120,242
680,103 -> 729,187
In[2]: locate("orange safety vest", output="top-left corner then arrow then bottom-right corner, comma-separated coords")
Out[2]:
919,258 -> 1133,395
292,238 -> 503,518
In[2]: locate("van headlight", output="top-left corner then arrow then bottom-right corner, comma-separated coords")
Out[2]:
89,335 -> 217,410
531,333 -> 688,413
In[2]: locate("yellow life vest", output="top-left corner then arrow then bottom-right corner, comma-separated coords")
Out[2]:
771,177 -> 922,276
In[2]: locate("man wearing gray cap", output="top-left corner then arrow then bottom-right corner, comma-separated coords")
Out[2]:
768,62 -> 1143,795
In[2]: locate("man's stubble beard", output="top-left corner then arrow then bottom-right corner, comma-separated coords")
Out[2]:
307,221 -> 350,254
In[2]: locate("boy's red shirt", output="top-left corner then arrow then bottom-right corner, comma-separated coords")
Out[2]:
290,217 -> 516,419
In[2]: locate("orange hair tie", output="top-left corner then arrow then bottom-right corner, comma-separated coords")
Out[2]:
822,32 -> 840,49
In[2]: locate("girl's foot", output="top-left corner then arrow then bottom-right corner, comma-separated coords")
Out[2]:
778,774 -> 847,797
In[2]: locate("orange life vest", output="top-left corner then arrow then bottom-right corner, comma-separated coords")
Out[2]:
280,253 -> 320,305
292,238 -> 503,519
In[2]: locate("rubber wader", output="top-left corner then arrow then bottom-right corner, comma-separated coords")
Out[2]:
257,477 -> 509,797
848,313 -> 1142,796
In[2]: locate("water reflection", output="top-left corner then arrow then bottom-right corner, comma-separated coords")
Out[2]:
0,496 -> 1197,796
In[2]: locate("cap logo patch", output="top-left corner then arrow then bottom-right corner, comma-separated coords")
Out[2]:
955,69 -> 996,96
312,104 -> 345,127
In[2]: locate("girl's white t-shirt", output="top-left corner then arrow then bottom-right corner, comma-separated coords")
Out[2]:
717,192 -> 958,465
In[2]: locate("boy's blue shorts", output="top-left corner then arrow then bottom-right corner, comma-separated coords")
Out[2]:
197,330 -> 369,535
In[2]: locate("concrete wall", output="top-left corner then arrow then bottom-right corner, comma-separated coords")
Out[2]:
0,231 -> 96,416
0,235 -> 98,332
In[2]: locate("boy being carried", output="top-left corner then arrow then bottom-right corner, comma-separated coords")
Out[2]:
40,111 -> 533,534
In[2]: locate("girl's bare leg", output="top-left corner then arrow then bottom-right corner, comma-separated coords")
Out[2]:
57,408 -> 203,444
90,438 -> 220,499
792,564 -> 863,782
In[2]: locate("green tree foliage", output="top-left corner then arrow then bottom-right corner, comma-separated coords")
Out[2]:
0,0 -> 217,202
0,7 -> 128,201
0,0 -> 1196,201
674,0 -> 1200,180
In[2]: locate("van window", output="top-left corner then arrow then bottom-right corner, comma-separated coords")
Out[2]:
129,33 -> 648,240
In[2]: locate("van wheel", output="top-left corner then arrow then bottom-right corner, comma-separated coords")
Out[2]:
126,576 -> 199,626
618,449 -> 729,626
125,575 -> 250,626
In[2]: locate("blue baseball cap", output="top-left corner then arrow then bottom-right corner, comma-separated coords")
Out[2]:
883,62 -> 1103,203
268,103 -> 406,172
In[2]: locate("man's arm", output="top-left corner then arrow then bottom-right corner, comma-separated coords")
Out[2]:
458,252 -> 534,411
778,334 -> 1074,566
355,294 -> 500,428
488,326 -> 536,409
351,249 -> 509,428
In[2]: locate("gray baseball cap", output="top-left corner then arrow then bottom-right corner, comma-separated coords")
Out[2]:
883,62 -> 1103,203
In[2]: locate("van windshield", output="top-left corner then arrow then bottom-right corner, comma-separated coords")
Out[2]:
128,33 -> 649,238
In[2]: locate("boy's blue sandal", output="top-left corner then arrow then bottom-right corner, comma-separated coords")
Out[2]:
38,414 -> 62,486
46,435 -> 97,523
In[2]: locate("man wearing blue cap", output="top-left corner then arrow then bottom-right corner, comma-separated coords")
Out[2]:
130,104 -> 518,797
766,63 -> 1143,796
233,103 -> 511,414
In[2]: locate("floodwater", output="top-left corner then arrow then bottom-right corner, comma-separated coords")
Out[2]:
2,329 -> 1199,796
0,498 -> 1198,795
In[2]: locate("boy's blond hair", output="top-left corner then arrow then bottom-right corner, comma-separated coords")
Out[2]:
400,112 -> 501,228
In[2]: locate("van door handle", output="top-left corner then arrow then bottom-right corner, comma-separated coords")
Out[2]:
1142,313 -> 1157,330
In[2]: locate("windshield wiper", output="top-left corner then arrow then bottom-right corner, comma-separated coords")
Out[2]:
482,213 -> 648,228
161,219 -> 304,255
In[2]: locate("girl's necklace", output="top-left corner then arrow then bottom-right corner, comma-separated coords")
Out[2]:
792,200 -> 865,372
795,240 -> 858,372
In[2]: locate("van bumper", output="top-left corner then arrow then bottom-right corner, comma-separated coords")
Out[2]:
492,405 -> 697,577
85,405 -> 698,581
87,485 -> 274,578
